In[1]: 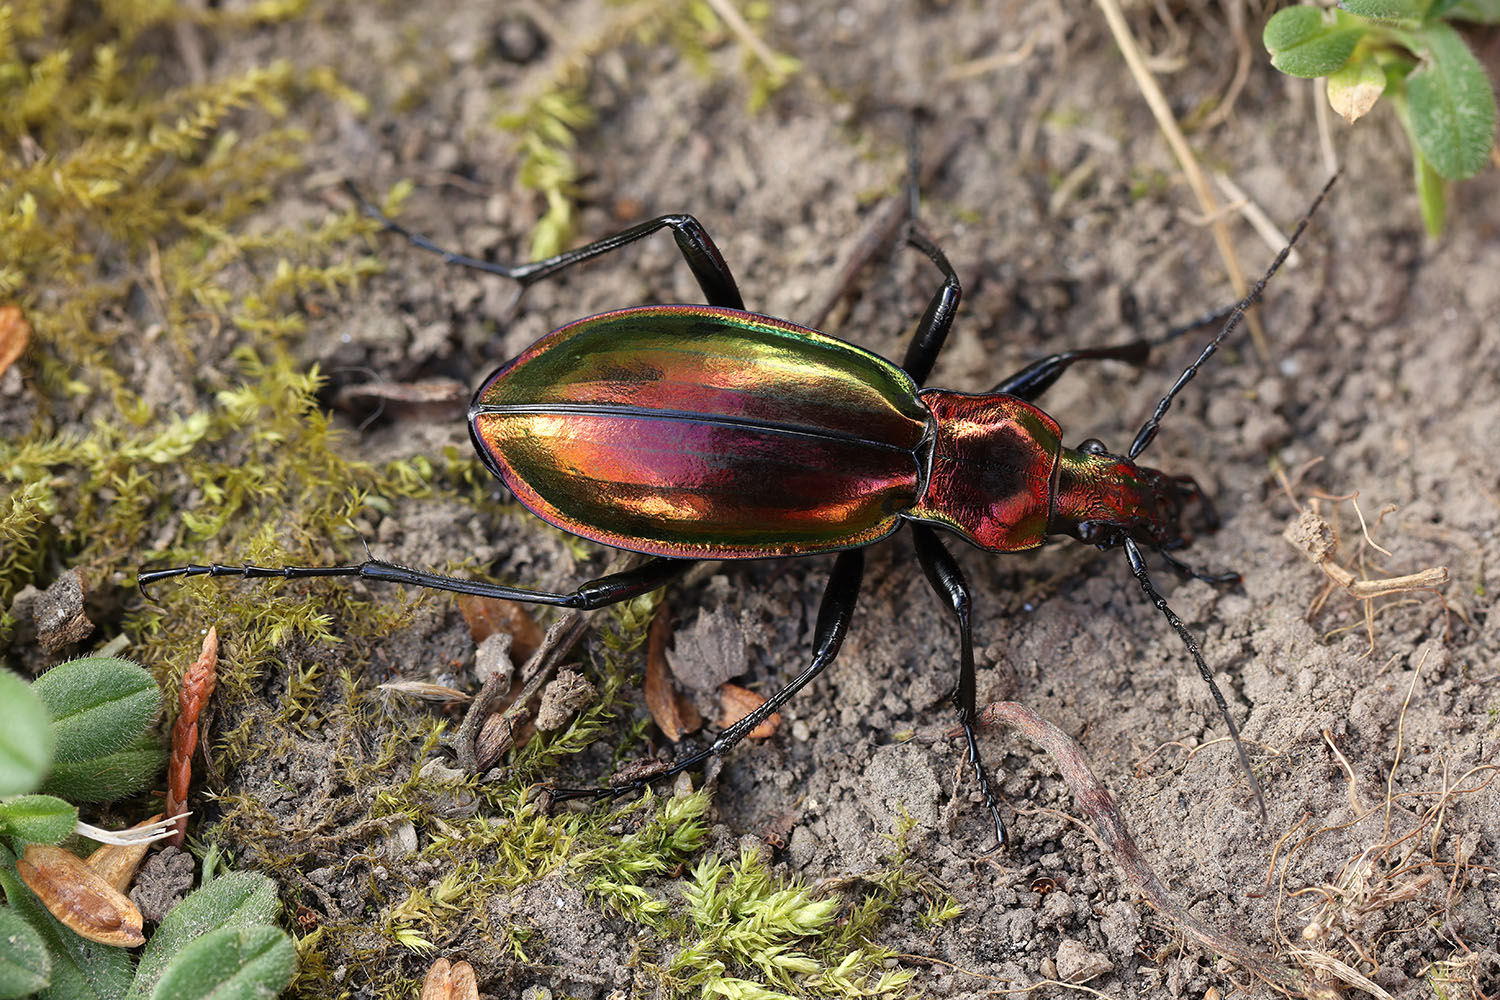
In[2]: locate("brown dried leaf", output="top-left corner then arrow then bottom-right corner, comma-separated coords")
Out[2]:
457,594 -> 543,660
719,683 -> 779,740
17,844 -> 145,947
85,814 -> 162,893
0,304 -> 29,377
421,957 -> 479,1000
667,605 -> 747,692
644,605 -> 701,742
166,626 -> 218,847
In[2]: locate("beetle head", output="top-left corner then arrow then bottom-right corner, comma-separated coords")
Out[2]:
1049,438 -> 1200,551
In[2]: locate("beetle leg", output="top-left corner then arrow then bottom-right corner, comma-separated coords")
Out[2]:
910,523 -> 1007,849
139,556 -> 693,608
898,224 -> 962,388
552,549 -> 865,803
1156,546 -> 1241,586
347,182 -> 745,309
993,342 -> 1152,401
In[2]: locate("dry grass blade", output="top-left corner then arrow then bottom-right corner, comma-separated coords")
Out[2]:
1093,0 -> 1264,358
978,701 -> 1326,995
76,813 -> 179,848
84,814 -> 166,893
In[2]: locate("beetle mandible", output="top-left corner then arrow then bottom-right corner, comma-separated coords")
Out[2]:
141,174 -> 1335,845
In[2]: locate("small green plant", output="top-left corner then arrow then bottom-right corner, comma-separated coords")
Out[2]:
0,660 -> 295,1000
1263,0 -> 1499,235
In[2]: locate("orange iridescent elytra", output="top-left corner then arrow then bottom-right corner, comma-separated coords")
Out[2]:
469,305 -> 1193,560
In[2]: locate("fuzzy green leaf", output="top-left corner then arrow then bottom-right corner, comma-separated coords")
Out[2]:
147,925 -> 296,1000
1445,0 -> 1500,21
0,907 -> 51,998
41,735 -> 165,804
1339,0 -> 1429,20
0,794 -> 78,844
130,871 -> 282,1000
0,845 -> 133,1000
1404,23 -> 1498,179
0,671 -> 53,795
1264,7 -> 1365,77
29,657 -> 161,762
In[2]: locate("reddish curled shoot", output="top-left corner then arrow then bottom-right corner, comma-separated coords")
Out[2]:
165,626 -> 218,847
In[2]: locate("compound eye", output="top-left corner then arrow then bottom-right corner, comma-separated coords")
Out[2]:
1078,438 -> 1109,456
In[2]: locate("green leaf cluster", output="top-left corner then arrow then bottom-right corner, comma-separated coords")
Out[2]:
0,655 -> 293,999
28,656 -> 166,804
1263,0 -> 1499,234
0,841 -> 296,1000
0,656 -> 163,849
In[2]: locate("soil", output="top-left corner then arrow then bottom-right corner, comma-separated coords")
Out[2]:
18,0 -> 1500,997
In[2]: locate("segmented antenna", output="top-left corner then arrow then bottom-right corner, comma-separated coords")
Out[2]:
1129,174 -> 1338,461
1124,539 -> 1266,820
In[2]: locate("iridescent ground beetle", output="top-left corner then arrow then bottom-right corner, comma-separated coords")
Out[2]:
141,174 -> 1335,845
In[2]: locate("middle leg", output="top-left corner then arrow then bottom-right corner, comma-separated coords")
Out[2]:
553,548 -> 866,802
910,523 -> 1007,848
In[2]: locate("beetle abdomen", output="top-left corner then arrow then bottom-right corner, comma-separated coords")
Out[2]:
470,306 -> 930,558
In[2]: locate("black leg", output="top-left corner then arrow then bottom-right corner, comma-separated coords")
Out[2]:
1156,546 -> 1241,586
910,524 -> 1006,848
994,342 -> 1151,402
899,224 -> 963,388
347,182 -> 745,309
1122,538 -> 1265,820
139,556 -> 693,609
553,548 -> 865,802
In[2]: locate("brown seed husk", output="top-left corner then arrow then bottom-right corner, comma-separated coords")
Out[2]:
17,843 -> 146,947
421,957 -> 479,1000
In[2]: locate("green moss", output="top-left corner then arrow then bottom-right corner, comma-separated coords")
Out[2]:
0,3 -> 916,996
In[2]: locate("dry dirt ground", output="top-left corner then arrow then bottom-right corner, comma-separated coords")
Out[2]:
36,0 -> 1500,997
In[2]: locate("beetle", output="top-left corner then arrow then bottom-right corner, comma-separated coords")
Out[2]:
141,175 -> 1333,845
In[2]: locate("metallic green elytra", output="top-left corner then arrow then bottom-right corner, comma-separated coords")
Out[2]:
469,305 -> 932,558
